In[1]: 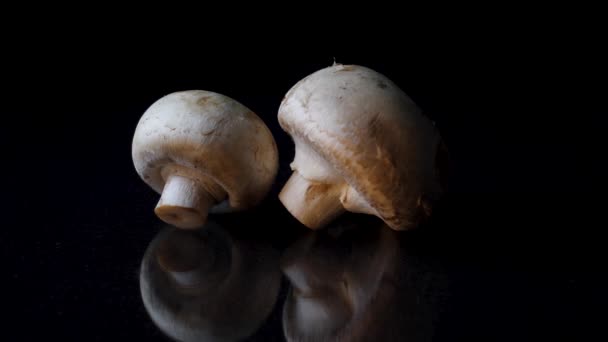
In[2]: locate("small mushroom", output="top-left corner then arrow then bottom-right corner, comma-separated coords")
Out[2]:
140,222 -> 281,342
278,64 -> 446,230
132,90 -> 278,229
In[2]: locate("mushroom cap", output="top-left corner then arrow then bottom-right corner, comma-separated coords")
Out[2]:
133,90 -> 278,212
278,65 -> 443,229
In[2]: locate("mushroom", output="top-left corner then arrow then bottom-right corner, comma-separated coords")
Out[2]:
278,64 -> 447,230
132,90 -> 278,229
140,222 -> 281,342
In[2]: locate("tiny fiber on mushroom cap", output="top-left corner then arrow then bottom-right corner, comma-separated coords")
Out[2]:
278,64 -> 446,230
133,90 -> 278,229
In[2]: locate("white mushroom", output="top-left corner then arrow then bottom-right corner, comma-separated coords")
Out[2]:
132,90 -> 278,229
140,223 -> 281,342
278,64 -> 446,230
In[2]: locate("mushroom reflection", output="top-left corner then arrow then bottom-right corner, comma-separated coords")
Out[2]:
281,216 -> 441,342
140,221 -> 280,342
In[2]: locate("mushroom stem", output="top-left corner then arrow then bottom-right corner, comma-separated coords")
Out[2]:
340,186 -> 378,216
155,174 -> 220,229
279,171 -> 345,230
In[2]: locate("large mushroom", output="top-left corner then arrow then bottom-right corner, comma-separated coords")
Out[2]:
278,64 -> 447,230
132,90 -> 278,229
140,222 -> 281,342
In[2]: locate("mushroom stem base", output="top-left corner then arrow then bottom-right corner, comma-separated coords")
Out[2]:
155,174 -> 218,229
279,171 -> 345,230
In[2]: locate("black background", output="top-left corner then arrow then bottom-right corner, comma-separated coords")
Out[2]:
2,23 -> 605,341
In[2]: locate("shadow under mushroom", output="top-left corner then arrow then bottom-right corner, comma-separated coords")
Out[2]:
281,215 -> 445,342
139,221 -> 281,342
